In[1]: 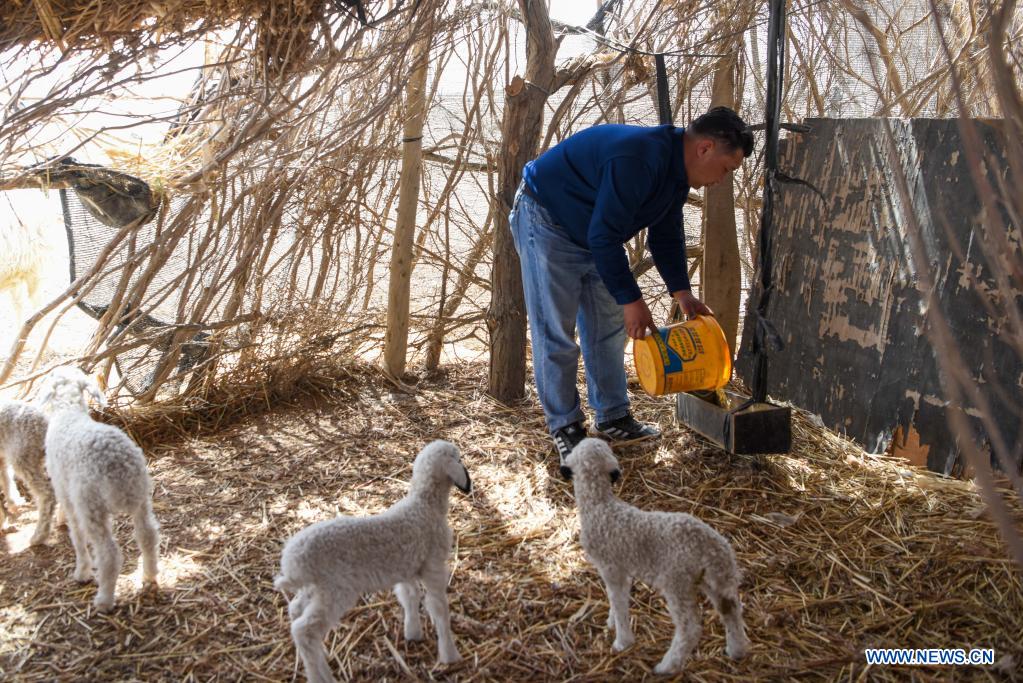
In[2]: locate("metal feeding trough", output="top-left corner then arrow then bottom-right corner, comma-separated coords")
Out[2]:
649,304 -> 791,455
649,299 -> 791,455
675,390 -> 791,454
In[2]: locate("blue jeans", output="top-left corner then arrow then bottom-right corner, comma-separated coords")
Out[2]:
509,183 -> 630,433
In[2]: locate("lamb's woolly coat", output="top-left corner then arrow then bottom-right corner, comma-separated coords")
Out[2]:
278,493 -> 454,599
0,214 -> 53,325
0,399 -> 55,545
276,440 -> 471,683
42,367 -> 159,611
46,408 -> 154,521
566,438 -> 750,675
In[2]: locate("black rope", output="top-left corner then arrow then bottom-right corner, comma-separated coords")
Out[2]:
554,0 -> 835,58
328,0 -> 368,26
749,0 -> 788,404
654,54 -> 672,126
776,170 -> 827,206
747,121 -> 810,133
584,0 -> 621,34
59,188 -> 76,287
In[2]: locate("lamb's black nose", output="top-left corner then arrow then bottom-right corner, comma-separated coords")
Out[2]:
610,469 -> 621,483
456,466 -> 472,493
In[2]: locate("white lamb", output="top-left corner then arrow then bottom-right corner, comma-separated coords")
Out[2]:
565,438 -> 751,675
40,366 -> 160,612
0,201 -> 54,332
0,399 -> 56,545
275,440 -> 472,683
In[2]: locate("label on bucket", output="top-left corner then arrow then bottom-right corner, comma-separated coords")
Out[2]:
665,369 -> 706,393
667,326 -> 703,362
651,330 -> 682,374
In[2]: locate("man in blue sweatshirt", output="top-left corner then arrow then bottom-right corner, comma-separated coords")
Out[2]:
509,106 -> 754,475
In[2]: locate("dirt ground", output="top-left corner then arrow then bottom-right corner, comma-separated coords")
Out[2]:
1,360 -> 1021,682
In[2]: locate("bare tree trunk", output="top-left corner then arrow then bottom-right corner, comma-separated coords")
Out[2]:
384,29 -> 433,378
702,51 -> 742,353
487,0 -> 557,404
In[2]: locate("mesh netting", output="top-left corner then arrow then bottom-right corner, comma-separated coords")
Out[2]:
56,159 -> 317,397
58,179 -> 212,396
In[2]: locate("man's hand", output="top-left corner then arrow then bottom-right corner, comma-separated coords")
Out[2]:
673,289 -> 714,318
623,298 -> 659,339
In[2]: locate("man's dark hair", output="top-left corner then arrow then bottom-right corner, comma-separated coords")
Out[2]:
689,106 -> 754,157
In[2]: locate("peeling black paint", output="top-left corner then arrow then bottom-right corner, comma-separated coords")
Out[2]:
736,118 -> 1022,475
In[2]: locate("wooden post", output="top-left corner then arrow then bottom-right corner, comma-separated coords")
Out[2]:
383,30 -> 432,378
702,51 -> 742,353
488,0 -> 556,403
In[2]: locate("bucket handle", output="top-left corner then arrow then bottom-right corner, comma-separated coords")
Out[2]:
668,298 -> 685,324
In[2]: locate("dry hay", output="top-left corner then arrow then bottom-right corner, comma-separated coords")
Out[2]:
1,360 -> 1021,681
0,0 -> 344,54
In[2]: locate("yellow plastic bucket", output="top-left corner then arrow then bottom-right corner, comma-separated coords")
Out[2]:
633,315 -> 732,396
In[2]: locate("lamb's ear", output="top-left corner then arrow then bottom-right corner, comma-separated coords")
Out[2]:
37,381 -> 56,406
562,450 -> 578,471
447,460 -> 471,493
82,378 -> 107,408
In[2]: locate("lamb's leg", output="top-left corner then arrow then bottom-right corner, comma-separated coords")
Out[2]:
25,274 -> 42,312
24,467 -> 55,546
394,581 -> 423,641
62,502 -> 93,583
1,463 -> 20,515
9,283 -> 27,333
288,587 -> 312,621
85,511 -> 122,612
133,503 -> 160,586
708,588 -> 751,659
421,565 -> 461,665
290,588 -> 348,683
597,565 -> 634,651
655,586 -> 701,675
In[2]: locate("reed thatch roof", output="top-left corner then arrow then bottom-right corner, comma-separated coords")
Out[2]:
1,0 -> 351,51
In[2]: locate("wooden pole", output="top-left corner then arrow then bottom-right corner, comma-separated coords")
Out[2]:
383,30 -> 432,378
702,50 -> 742,353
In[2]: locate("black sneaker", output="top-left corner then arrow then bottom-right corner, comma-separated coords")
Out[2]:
595,414 -> 661,443
552,422 -> 587,479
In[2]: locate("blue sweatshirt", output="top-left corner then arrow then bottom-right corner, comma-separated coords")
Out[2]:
522,123 -> 691,305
